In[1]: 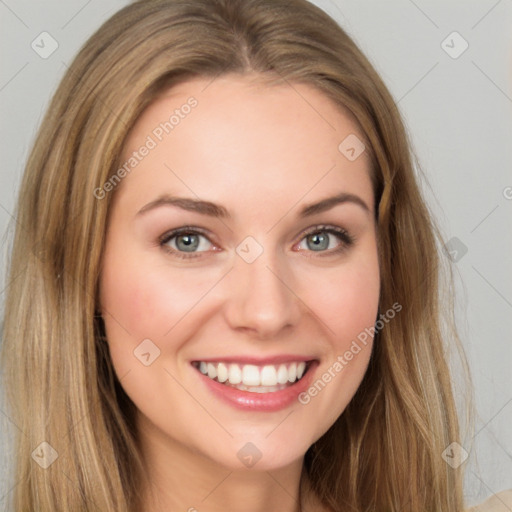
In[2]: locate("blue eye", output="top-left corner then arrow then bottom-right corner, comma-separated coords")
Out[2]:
304,232 -> 333,251
159,228 -> 214,259
159,225 -> 355,260
296,226 -> 354,255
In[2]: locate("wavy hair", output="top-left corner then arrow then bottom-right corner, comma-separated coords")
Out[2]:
1,0 -> 471,510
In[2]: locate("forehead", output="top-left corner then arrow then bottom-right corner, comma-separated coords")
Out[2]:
114,74 -> 373,218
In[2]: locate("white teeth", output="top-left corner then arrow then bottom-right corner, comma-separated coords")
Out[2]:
242,365 -> 260,386
228,364 -> 242,384
260,365 -> 277,386
288,362 -> 297,382
217,362 -> 228,383
297,361 -> 306,379
195,360 -> 310,391
276,364 -> 288,384
207,363 -> 217,379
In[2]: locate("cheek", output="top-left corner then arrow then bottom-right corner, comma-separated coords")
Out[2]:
98,253 -> 212,413
99,248 -> 226,372
296,260 -> 379,429
306,256 -> 380,345
101,253 -> 199,336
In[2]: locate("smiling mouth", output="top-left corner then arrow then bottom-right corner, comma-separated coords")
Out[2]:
191,360 -> 314,393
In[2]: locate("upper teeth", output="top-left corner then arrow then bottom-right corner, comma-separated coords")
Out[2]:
196,361 -> 307,387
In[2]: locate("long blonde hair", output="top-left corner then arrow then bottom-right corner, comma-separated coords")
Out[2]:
1,0 -> 471,510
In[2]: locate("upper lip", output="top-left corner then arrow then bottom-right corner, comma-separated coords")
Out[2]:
191,355 -> 317,365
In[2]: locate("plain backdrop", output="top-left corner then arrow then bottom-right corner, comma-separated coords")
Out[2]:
0,0 -> 511,509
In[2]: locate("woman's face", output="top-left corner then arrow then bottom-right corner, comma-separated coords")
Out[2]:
99,74 -> 380,471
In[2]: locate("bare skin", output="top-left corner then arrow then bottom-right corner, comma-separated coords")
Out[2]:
99,73 -> 380,512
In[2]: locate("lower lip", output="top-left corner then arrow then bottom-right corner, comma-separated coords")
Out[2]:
193,362 -> 318,412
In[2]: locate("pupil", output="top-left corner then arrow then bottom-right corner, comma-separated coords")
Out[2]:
177,234 -> 199,251
308,233 -> 328,251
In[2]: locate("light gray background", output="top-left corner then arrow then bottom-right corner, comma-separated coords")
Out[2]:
0,0 -> 511,509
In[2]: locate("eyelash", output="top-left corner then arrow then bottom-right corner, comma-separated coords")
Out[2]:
158,225 -> 355,260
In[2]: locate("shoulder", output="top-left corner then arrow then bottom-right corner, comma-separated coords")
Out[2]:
466,490 -> 512,512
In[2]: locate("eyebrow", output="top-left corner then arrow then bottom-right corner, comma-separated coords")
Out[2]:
137,196 -> 230,218
136,192 -> 370,219
298,192 -> 370,217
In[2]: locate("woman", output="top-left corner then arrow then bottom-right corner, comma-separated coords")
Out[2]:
1,0 -> 509,510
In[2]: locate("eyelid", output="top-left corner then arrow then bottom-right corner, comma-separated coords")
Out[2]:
295,223 -> 352,241
158,225 -> 212,245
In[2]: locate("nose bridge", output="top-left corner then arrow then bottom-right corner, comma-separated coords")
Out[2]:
223,237 -> 301,337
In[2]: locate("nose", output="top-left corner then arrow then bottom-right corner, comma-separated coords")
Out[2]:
222,246 -> 303,339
